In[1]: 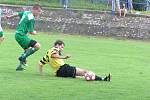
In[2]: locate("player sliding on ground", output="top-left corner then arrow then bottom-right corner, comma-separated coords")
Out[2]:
38,40 -> 111,81
0,8 -> 4,44
5,4 -> 42,71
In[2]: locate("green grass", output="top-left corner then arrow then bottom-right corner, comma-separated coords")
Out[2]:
1,30 -> 150,100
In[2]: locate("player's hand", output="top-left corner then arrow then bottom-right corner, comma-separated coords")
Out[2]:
64,55 -> 71,59
30,31 -> 37,35
33,30 -> 37,34
4,15 -> 11,19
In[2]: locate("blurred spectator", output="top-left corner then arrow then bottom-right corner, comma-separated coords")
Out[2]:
119,3 -> 127,17
146,0 -> 150,10
62,0 -> 68,9
128,0 -> 133,13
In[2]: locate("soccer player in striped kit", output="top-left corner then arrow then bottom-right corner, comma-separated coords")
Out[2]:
38,40 -> 111,81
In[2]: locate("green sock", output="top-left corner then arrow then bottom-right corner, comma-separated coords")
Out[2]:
22,48 -> 38,59
16,62 -> 23,69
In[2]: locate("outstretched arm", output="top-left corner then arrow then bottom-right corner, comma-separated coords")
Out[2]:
51,53 -> 70,59
5,12 -> 19,19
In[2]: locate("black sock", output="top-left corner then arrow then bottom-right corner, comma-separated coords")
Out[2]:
95,75 -> 103,81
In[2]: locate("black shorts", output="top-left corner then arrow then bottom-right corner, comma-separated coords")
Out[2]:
29,40 -> 37,48
56,64 -> 76,78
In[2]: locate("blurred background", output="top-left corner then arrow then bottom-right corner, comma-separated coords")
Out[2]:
0,0 -> 149,12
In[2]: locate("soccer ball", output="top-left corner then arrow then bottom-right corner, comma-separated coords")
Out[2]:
84,71 -> 96,81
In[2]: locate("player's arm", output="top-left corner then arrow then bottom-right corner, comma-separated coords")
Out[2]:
29,30 -> 36,35
38,61 -> 44,75
5,12 -> 20,19
51,52 -> 70,59
38,53 -> 50,75
28,19 -> 37,35
38,60 -> 47,75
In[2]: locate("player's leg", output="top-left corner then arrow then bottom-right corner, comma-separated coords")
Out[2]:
56,65 -> 94,78
21,40 -> 40,58
16,40 -> 40,71
0,37 -> 4,44
16,63 -> 24,71
75,67 -> 103,80
0,8 -> 3,44
76,67 -> 111,81
56,64 -> 111,81
56,64 -> 76,78
0,31 -> 4,44
15,34 -> 40,70
19,40 -> 40,66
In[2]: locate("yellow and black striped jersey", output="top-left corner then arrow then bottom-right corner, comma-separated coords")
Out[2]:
39,47 -> 65,71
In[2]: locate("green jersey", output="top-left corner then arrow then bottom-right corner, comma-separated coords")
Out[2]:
16,11 -> 35,35
0,8 -> 3,37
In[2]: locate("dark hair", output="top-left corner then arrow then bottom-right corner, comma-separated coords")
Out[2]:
33,4 -> 42,10
54,40 -> 65,46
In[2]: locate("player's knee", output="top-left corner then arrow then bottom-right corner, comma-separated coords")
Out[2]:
83,70 -> 88,74
76,68 -> 88,76
81,70 -> 90,76
0,37 -> 4,41
34,42 -> 41,49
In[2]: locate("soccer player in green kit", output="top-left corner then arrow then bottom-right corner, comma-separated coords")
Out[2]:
6,4 -> 42,71
0,8 -> 4,44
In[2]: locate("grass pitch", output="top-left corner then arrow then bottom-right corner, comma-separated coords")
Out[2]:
0,30 -> 150,100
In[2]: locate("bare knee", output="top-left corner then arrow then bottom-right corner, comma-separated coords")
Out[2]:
76,68 -> 88,76
34,42 -> 41,49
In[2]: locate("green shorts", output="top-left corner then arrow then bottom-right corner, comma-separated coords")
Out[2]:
0,31 -> 3,37
15,33 -> 32,49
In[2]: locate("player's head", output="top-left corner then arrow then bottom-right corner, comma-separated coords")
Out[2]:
54,40 -> 65,51
32,4 -> 42,17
